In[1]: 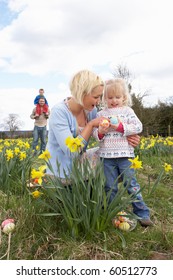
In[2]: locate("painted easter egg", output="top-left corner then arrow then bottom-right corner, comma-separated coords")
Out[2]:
110,116 -> 118,124
119,221 -> 130,231
100,119 -> 109,127
1,219 -> 15,234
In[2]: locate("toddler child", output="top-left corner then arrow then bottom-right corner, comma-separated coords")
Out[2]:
93,78 -> 153,227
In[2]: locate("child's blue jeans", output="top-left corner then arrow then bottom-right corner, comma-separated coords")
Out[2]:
102,157 -> 150,219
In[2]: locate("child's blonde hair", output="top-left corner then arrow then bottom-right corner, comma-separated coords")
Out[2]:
69,70 -> 104,105
103,78 -> 132,107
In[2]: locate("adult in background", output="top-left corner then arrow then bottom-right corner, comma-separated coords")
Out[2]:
30,97 -> 50,155
46,69 -> 140,180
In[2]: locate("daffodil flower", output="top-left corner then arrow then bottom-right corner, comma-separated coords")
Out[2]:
31,165 -> 46,185
38,150 -> 51,161
24,142 -> 30,149
31,190 -> 43,199
14,147 -> 20,155
163,163 -> 172,173
65,136 -> 84,153
129,155 -> 143,169
19,151 -> 27,161
5,149 -> 14,161
4,141 -> 10,147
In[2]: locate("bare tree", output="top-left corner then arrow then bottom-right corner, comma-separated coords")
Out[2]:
3,114 -> 24,138
112,64 -> 133,92
113,64 -> 150,102
113,64 -> 132,80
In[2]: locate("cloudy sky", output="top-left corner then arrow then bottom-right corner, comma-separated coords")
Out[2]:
0,0 -> 172,130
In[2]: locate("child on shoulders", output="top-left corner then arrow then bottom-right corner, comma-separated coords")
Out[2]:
34,88 -> 49,118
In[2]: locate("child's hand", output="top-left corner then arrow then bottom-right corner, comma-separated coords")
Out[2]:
98,118 -> 110,134
98,125 -> 110,135
127,135 -> 140,147
109,117 -> 121,130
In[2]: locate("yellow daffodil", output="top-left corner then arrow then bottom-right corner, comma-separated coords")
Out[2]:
166,140 -> 173,146
19,151 -> 27,161
65,136 -> 73,146
163,163 -> 172,173
140,142 -> 145,150
14,147 -> 20,155
65,136 -> 84,153
17,140 -> 24,149
24,142 -> 30,149
38,150 -> 51,161
31,165 -> 46,185
129,155 -> 143,169
31,190 -> 43,199
4,141 -> 10,147
5,149 -> 14,161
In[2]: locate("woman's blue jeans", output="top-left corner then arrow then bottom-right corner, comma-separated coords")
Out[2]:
102,157 -> 150,219
32,125 -> 47,153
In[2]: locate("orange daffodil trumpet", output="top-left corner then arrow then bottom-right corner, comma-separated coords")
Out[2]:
30,165 -> 46,199
128,156 -> 143,169
65,136 -> 84,153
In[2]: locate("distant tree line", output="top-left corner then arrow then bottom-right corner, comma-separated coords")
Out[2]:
131,95 -> 173,136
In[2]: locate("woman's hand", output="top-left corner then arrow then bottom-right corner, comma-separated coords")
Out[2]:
90,117 -> 110,128
127,134 -> 141,147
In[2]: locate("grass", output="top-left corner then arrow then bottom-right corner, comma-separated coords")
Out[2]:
1,192 -> 173,260
1,163 -> 173,260
0,137 -> 173,260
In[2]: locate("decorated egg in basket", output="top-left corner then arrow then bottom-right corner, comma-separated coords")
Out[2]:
112,211 -> 137,231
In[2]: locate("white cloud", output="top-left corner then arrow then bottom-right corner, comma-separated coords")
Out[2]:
0,0 -> 168,75
0,0 -> 173,129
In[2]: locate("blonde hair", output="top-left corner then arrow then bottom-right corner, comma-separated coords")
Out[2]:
103,78 -> 132,107
69,70 -> 104,105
